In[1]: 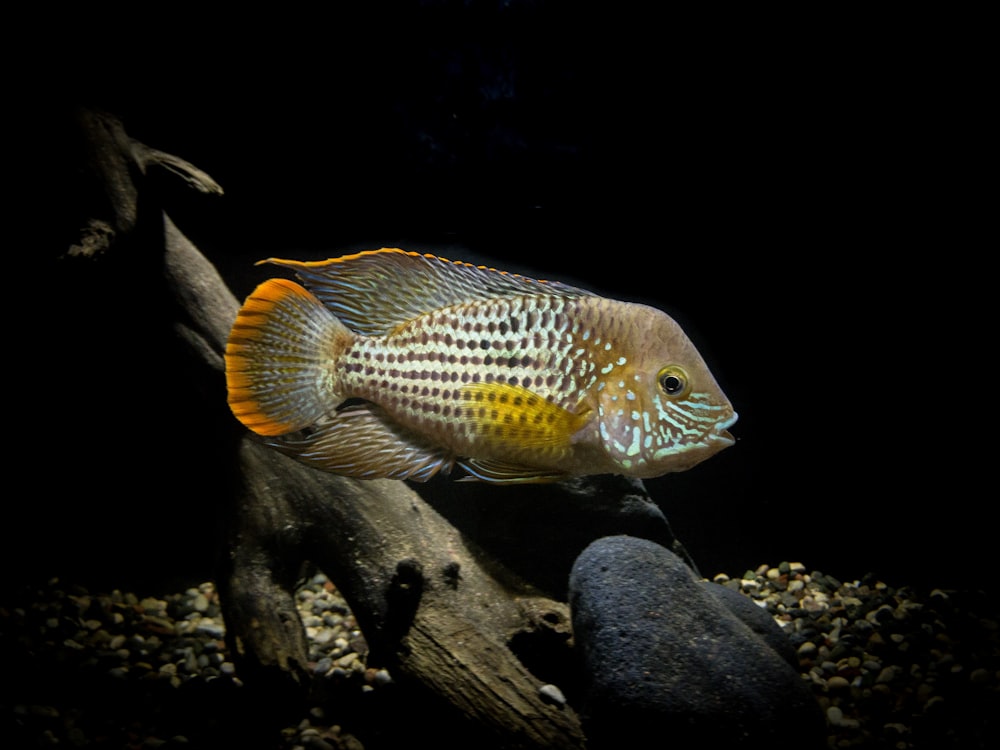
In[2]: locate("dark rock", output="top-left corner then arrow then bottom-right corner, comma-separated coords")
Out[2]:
569,535 -> 825,749
705,582 -> 799,669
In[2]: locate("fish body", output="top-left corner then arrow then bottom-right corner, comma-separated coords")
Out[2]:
225,248 -> 737,483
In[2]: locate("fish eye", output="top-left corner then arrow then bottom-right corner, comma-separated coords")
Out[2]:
657,365 -> 690,399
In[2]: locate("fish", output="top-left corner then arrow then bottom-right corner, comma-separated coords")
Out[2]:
225,248 -> 737,484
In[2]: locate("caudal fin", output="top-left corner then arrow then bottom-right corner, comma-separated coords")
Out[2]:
225,278 -> 351,436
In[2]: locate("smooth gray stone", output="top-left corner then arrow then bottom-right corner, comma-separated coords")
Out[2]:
569,535 -> 824,748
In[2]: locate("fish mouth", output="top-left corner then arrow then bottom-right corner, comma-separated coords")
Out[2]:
713,411 -> 739,447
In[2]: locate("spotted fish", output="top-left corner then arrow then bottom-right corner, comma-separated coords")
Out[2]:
225,248 -> 737,483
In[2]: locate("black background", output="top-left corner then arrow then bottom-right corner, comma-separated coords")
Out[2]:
14,4 -> 989,595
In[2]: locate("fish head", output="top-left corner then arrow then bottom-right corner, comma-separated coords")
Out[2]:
596,304 -> 737,478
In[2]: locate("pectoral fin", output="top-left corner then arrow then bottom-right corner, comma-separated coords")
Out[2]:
457,457 -> 568,484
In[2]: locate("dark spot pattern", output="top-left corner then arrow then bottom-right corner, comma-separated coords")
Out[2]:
339,295 -> 603,450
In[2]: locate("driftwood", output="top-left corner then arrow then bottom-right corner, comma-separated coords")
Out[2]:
59,109 -> 697,748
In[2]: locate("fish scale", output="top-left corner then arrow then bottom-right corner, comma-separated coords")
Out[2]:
338,295 -> 609,460
225,248 -> 737,483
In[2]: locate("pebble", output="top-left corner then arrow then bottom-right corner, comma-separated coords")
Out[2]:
194,619 -> 225,639
314,656 -> 334,676
826,675 -> 850,690
875,666 -> 897,683
825,705 -> 859,728
538,683 -> 567,706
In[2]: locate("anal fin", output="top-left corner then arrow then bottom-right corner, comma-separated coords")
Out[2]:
265,403 -> 454,482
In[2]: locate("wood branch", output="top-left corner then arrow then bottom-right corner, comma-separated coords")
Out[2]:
223,439 -> 587,747
60,108 -> 690,748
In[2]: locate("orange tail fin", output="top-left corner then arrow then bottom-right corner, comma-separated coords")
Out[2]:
225,278 -> 351,436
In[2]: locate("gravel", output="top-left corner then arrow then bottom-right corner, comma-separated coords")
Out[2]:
2,564 -> 997,748
712,563 -> 999,749
0,575 -> 378,749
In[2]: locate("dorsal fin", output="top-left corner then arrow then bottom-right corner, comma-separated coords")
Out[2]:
259,248 -> 595,336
